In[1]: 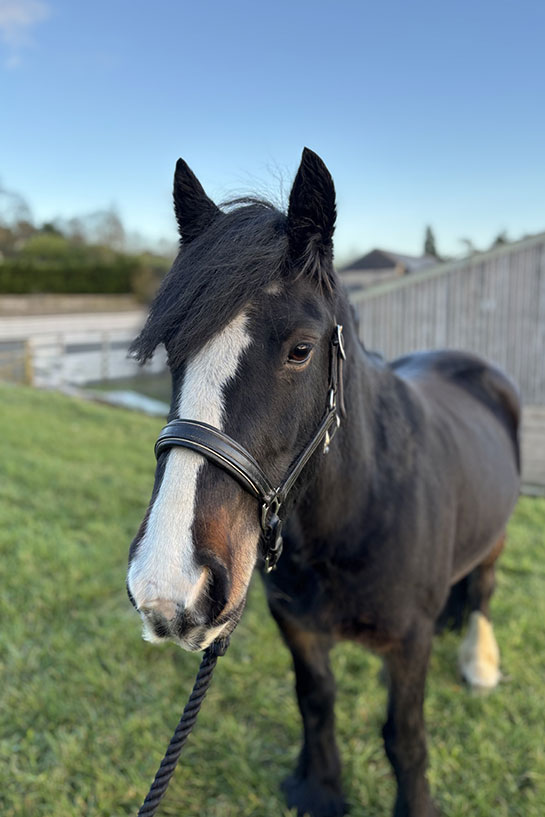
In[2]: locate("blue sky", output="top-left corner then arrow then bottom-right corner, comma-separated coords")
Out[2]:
1,0 -> 544,263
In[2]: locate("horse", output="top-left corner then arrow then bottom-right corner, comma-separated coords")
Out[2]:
127,148 -> 521,817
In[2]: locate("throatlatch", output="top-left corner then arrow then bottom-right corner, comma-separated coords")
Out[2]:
154,324 -> 346,572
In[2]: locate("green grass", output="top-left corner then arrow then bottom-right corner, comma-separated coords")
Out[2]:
1,381 -> 544,817
86,371 -> 171,403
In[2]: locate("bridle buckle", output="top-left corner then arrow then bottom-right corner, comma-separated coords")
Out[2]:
262,497 -> 283,572
261,495 -> 281,530
334,324 -> 346,360
323,414 -> 341,455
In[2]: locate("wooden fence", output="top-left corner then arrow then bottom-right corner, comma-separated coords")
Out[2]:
350,232 -> 545,490
0,331 -> 165,389
0,340 -> 33,385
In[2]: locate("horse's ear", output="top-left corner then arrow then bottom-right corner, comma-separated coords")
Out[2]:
287,148 -> 336,284
173,158 -> 220,243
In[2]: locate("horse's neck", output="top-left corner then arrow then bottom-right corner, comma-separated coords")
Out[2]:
300,302 -> 408,544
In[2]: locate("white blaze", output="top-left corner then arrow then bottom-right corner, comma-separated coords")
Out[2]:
127,312 -> 251,614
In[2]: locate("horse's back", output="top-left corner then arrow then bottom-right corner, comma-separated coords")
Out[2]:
391,349 -> 521,579
391,349 -> 520,463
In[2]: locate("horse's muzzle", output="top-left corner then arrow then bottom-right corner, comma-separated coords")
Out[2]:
139,602 -> 212,650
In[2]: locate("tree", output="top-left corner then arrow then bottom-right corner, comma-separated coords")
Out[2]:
80,207 -> 126,250
0,184 -> 33,228
459,238 -> 476,256
424,225 -> 440,259
0,183 -> 35,255
490,231 -> 508,249
40,222 -> 64,237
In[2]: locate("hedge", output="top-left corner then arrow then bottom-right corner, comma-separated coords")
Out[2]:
0,235 -> 170,298
0,257 -> 134,294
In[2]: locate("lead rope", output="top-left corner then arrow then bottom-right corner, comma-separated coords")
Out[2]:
137,636 -> 231,817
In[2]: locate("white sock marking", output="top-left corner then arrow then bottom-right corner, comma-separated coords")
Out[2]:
459,610 -> 501,689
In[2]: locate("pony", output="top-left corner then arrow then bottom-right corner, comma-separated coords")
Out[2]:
127,149 -> 520,816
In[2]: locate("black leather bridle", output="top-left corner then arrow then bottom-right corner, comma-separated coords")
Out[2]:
154,324 -> 346,572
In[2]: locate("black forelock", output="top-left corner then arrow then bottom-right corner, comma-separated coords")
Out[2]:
130,198 -> 336,367
130,200 -> 287,366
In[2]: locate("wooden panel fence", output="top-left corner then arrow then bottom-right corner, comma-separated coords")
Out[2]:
351,233 -> 545,406
350,233 -> 545,490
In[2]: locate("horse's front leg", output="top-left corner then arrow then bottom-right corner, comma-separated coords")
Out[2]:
382,620 -> 439,817
270,606 -> 347,817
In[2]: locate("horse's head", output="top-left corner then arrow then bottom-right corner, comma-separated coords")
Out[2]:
127,149 -> 343,651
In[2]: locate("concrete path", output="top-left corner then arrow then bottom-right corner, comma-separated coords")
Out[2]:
0,310 -> 147,341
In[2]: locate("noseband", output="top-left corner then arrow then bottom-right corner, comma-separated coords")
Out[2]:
154,324 -> 346,572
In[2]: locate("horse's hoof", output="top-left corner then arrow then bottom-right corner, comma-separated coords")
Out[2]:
282,773 -> 348,817
393,797 -> 440,817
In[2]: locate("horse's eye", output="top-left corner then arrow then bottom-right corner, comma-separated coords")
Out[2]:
288,343 -> 314,364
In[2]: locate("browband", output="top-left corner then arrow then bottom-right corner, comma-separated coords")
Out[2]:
154,324 -> 346,571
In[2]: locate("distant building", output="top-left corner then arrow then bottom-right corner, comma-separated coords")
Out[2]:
339,249 -> 438,294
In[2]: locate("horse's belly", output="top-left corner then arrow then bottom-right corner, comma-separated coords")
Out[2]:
448,427 -> 519,582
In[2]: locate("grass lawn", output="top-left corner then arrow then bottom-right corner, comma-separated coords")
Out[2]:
86,372 -> 171,404
1,382 -> 544,817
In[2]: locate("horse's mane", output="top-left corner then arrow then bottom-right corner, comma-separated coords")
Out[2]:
130,200 -> 290,366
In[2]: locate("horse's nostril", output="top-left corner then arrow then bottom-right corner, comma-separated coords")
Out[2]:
140,599 -> 178,621
205,560 -> 230,620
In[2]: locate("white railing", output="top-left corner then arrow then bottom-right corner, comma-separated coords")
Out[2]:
29,330 -> 166,387
0,330 -> 165,388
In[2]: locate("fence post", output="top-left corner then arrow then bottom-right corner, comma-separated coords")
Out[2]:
24,340 -> 34,386
56,333 -> 66,387
101,332 -> 110,380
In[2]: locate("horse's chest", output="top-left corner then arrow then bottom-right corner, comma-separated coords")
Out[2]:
265,557 -> 402,652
